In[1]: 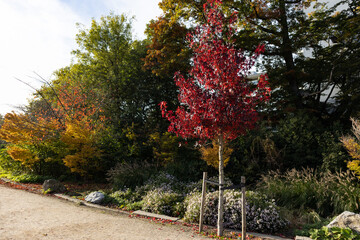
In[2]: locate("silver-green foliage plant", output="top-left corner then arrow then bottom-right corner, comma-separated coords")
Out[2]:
109,188 -> 143,210
142,188 -> 182,216
183,190 -> 288,233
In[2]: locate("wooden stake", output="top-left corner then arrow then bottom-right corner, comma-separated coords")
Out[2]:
241,176 -> 246,240
217,134 -> 225,236
199,172 -> 207,232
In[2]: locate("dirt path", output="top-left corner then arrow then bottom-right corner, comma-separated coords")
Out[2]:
0,184 -> 207,240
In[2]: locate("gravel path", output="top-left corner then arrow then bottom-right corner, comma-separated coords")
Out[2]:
0,184 -> 207,240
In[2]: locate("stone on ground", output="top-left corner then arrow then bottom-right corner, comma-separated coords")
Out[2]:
42,179 -> 67,193
85,191 -> 105,204
326,211 -> 360,233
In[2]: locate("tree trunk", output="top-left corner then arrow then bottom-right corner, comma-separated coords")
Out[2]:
279,0 -> 302,109
217,134 -> 225,236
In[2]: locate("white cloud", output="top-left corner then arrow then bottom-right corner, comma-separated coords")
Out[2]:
0,0 -> 82,115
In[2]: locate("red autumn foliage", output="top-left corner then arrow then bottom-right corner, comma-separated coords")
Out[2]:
33,79 -> 105,133
160,0 -> 270,142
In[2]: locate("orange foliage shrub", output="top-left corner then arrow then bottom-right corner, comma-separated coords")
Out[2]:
341,118 -> 360,178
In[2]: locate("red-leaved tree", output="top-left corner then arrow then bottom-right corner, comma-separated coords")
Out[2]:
160,0 -> 270,235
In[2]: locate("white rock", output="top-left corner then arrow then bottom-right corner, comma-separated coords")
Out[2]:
85,191 -> 105,204
327,211 -> 360,233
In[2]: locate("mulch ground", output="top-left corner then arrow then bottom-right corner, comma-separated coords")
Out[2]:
0,178 -> 109,195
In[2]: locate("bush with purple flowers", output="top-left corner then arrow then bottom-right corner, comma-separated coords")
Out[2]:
183,190 -> 288,233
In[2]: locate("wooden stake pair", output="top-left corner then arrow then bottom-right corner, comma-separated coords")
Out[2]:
199,172 -> 246,239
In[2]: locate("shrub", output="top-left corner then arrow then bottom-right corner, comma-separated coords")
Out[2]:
137,171 -> 214,195
258,168 -> 360,217
60,119 -> 103,178
144,172 -> 177,190
341,118 -> 360,178
149,132 -> 179,166
0,149 -> 25,175
110,188 -> 141,205
183,190 -> 288,233
109,189 -> 143,210
310,226 -> 360,240
0,171 -> 52,183
142,188 -> 183,216
293,219 -> 331,237
107,161 -> 156,189
179,175 -> 234,195
183,191 -> 202,222
227,114 -> 347,185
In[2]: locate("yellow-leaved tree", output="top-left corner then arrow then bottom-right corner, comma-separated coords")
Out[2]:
60,118 -> 102,177
0,112 -> 62,172
341,118 -> 360,178
200,140 -> 233,169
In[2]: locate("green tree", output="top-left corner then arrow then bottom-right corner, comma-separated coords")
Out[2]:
71,13 -> 179,132
65,13 -> 186,171
72,13 -> 134,127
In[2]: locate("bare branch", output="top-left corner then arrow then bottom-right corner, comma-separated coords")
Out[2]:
15,77 -> 65,128
304,48 -> 348,99
32,72 -> 71,120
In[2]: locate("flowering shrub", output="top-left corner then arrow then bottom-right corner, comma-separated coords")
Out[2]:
110,188 -> 141,204
135,172 -> 233,196
183,191 -> 202,222
142,188 -> 183,216
109,172 -> 288,233
180,175 -> 234,194
183,190 -> 288,233
144,172 -> 177,191
138,172 -> 199,195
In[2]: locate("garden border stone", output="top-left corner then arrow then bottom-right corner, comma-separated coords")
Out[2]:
132,210 -> 180,222
54,193 -> 129,215
295,236 -> 312,240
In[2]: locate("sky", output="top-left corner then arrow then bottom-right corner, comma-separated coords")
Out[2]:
0,0 -> 162,115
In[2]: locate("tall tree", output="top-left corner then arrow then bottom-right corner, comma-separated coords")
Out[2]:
66,13 -> 184,167
72,13 -> 180,132
160,0 -> 270,235
72,13 -> 133,127
155,0 -> 360,122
